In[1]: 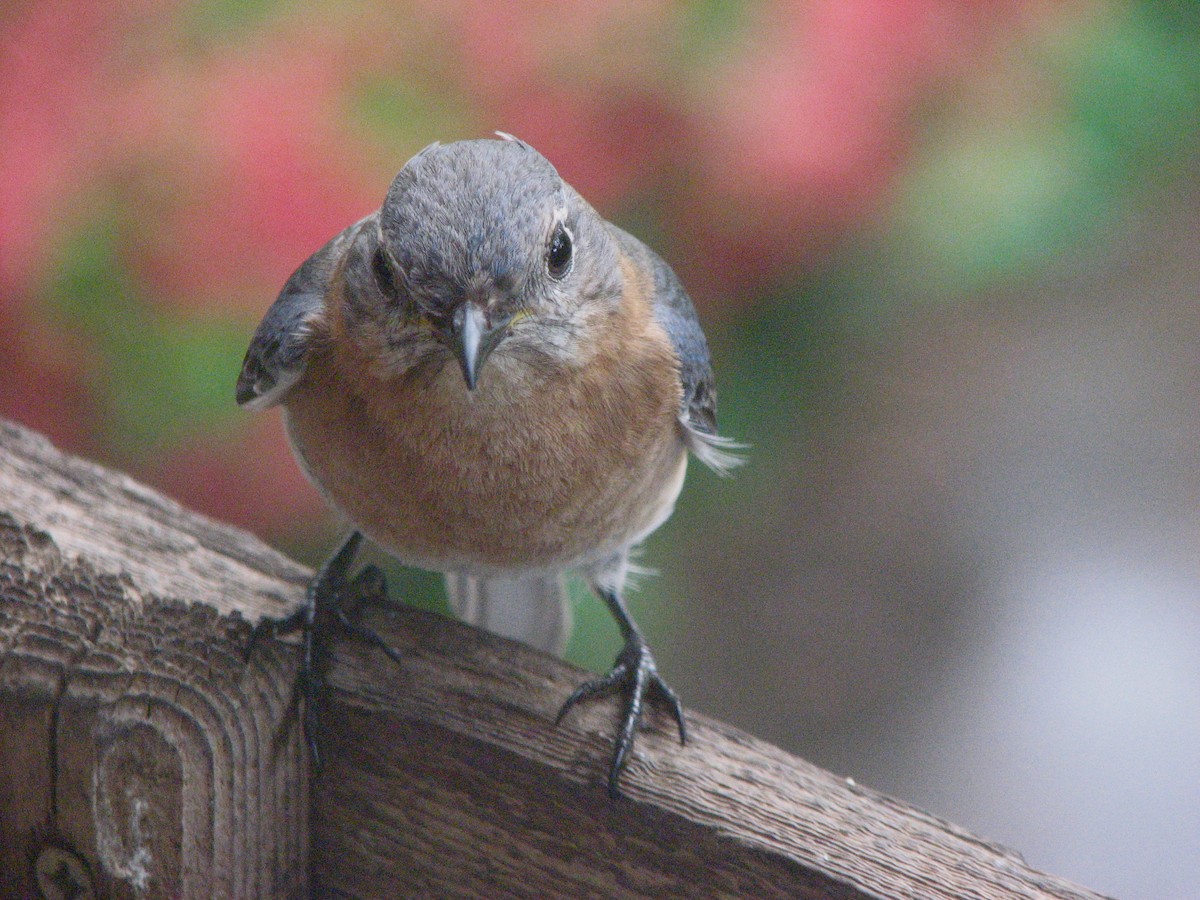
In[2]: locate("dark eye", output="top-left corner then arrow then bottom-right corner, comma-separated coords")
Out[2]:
546,224 -> 573,279
372,246 -> 397,297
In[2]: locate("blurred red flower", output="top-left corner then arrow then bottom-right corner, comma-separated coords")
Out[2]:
139,24 -> 384,314
450,0 -> 682,205
0,0 -> 1061,543
154,414 -> 326,536
0,0 -> 140,297
683,0 -> 1030,296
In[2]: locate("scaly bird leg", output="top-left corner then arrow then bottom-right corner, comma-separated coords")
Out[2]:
556,584 -> 687,798
248,530 -> 402,767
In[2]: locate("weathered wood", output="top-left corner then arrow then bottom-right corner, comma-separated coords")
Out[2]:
313,605 -> 1114,900
0,420 -> 309,899
0,418 -> 1114,899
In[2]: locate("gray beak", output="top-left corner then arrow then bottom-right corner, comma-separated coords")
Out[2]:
450,304 -> 506,390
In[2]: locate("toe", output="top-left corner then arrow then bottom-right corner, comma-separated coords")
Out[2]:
651,675 -> 687,745
558,637 -> 686,797
556,664 -> 629,724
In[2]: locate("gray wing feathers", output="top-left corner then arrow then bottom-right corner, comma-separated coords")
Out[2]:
235,287 -> 323,410
608,225 -> 743,474
236,215 -> 375,410
445,573 -> 572,656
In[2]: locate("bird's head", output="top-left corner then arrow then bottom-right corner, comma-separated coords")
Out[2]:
342,136 -> 622,390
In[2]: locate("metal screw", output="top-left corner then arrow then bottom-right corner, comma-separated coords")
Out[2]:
34,845 -> 95,900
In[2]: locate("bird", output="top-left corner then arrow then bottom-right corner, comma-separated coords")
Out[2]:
236,134 -> 740,796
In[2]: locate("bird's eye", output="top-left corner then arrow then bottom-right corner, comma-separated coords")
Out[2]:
546,224 -> 573,279
372,246 -> 397,297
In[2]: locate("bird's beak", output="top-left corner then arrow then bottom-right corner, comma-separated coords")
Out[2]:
449,303 -> 507,391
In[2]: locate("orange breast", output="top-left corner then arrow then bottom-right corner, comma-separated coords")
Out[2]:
283,302 -> 685,575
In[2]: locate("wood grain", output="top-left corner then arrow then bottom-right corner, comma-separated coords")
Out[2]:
0,418 -> 1115,899
0,420 -> 308,899
311,599 -> 1114,899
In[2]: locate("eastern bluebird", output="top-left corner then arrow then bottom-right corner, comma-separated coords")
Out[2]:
237,135 -> 740,795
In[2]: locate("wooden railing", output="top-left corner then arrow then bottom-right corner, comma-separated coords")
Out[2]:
0,419 -> 1112,899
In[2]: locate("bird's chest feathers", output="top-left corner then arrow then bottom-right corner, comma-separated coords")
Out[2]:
383,352 -> 673,482
286,317 -> 683,570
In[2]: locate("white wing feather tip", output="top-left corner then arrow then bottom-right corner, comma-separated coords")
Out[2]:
237,383 -> 289,412
237,308 -> 324,411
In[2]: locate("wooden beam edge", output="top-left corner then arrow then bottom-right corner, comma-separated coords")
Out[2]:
0,418 -> 1114,899
317,601 -> 1113,899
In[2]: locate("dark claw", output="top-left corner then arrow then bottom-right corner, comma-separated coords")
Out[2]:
298,647 -> 323,769
555,665 -> 629,723
344,564 -> 389,609
246,532 -> 404,769
334,566 -> 404,666
243,602 -> 307,664
557,635 -> 687,798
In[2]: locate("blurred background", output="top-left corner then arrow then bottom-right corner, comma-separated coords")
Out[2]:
3,1 -> 1199,895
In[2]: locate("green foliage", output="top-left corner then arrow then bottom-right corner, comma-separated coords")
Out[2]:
679,0 -> 753,64
348,76 -> 476,152
884,2 -> 1200,300
1067,2 -> 1200,176
564,576 -> 619,672
179,0 -> 291,42
48,211 -> 248,460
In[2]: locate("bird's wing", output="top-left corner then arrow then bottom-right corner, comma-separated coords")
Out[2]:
235,214 -> 375,410
608,225 -> 743,474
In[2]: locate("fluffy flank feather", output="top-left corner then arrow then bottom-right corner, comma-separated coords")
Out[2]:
683,422 -> 747,476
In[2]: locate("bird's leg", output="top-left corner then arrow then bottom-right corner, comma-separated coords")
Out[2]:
556,584 -> 687,798
247,531 -> 402,768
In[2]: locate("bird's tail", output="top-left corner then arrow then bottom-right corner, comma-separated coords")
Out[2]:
444,573 -> 572,656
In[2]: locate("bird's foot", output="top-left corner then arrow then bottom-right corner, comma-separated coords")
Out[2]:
244,597 -> 308,664
556,633 -> 687,798
246,533 -> 402,768
326,564 -> 404,667
296,562 -> 403,768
